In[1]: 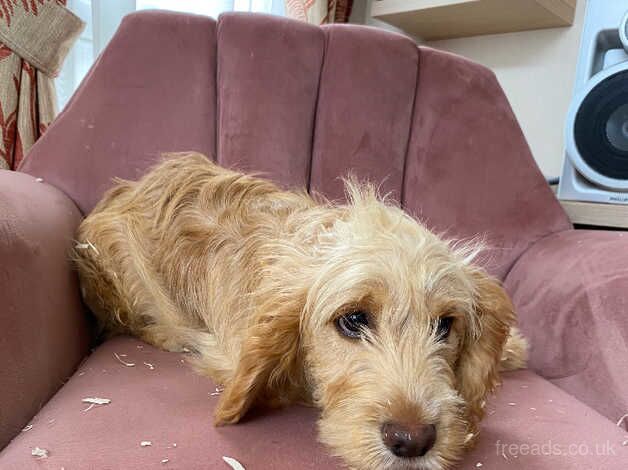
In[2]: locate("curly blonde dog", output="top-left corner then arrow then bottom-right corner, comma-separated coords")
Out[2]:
74,152 -> 526,470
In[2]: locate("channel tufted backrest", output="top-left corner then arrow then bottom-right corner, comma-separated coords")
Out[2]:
216,13 -> 323,187
20,11 -> 218,208
402,48 -> 571,278
19,11 -> 570,279
309,24 -> 418,201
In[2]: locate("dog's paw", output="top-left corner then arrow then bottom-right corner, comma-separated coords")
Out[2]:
213,397 -> 246,426
500,327 -> 528,371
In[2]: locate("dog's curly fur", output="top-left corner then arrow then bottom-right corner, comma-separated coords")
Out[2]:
74,152 -> 527,470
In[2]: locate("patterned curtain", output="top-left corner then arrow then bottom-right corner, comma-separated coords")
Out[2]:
0,0 -> 84,171
284,0 -> 353,24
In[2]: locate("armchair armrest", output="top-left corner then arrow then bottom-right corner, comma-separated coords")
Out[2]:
504,229 -> 628,427
0,170 -> 89,448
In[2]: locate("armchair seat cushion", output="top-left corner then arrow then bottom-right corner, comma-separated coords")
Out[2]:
505,230 -> 628,425
1,337 -> 625,469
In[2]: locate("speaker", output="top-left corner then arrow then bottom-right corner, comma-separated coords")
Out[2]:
559,0 -> 628,204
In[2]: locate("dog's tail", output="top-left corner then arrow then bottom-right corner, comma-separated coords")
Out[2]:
500,327 -> 528,371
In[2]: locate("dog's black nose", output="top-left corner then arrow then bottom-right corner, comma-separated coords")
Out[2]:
381,422 -> 436,458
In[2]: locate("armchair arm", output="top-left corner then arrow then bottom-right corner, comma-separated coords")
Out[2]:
504,229 -> 628,427
0,170 -> 89,448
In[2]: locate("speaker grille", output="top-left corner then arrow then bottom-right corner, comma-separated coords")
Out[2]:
574,70 -> 628,179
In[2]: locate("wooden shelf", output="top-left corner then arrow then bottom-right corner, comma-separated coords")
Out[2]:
559,200 -> 628,229
370,0 -> 576,40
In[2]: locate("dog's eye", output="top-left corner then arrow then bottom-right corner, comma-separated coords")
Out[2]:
435,316 -> 454,341
335,311 -> 370,339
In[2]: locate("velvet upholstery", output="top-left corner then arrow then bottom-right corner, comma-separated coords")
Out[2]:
505,230 -> 628,425
0,9 -> 625,470
310,25 -> 418,201
0,171 -> 89,449
19,11 -> 218,214
217,13 -> 324,188
402,47 -> 571,279
1,337 -> 625,469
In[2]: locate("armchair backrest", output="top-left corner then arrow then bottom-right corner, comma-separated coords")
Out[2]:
19,11 -> 570,279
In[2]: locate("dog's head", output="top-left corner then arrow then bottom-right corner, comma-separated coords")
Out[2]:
214,182 -> 515,470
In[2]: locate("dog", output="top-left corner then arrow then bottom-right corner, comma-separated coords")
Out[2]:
74,152 -> 527,470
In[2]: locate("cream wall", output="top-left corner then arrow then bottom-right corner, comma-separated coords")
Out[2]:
351,0 -> 587,178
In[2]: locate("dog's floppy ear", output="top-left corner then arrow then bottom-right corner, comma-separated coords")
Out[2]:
213,296 -> 303,425
456,269 -> 515,433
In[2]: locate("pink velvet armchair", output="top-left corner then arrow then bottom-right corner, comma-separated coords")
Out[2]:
0,11 -> 626,469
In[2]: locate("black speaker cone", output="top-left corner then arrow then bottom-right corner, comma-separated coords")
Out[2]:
606,103 -> 628,152
574,70 -> 628,179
